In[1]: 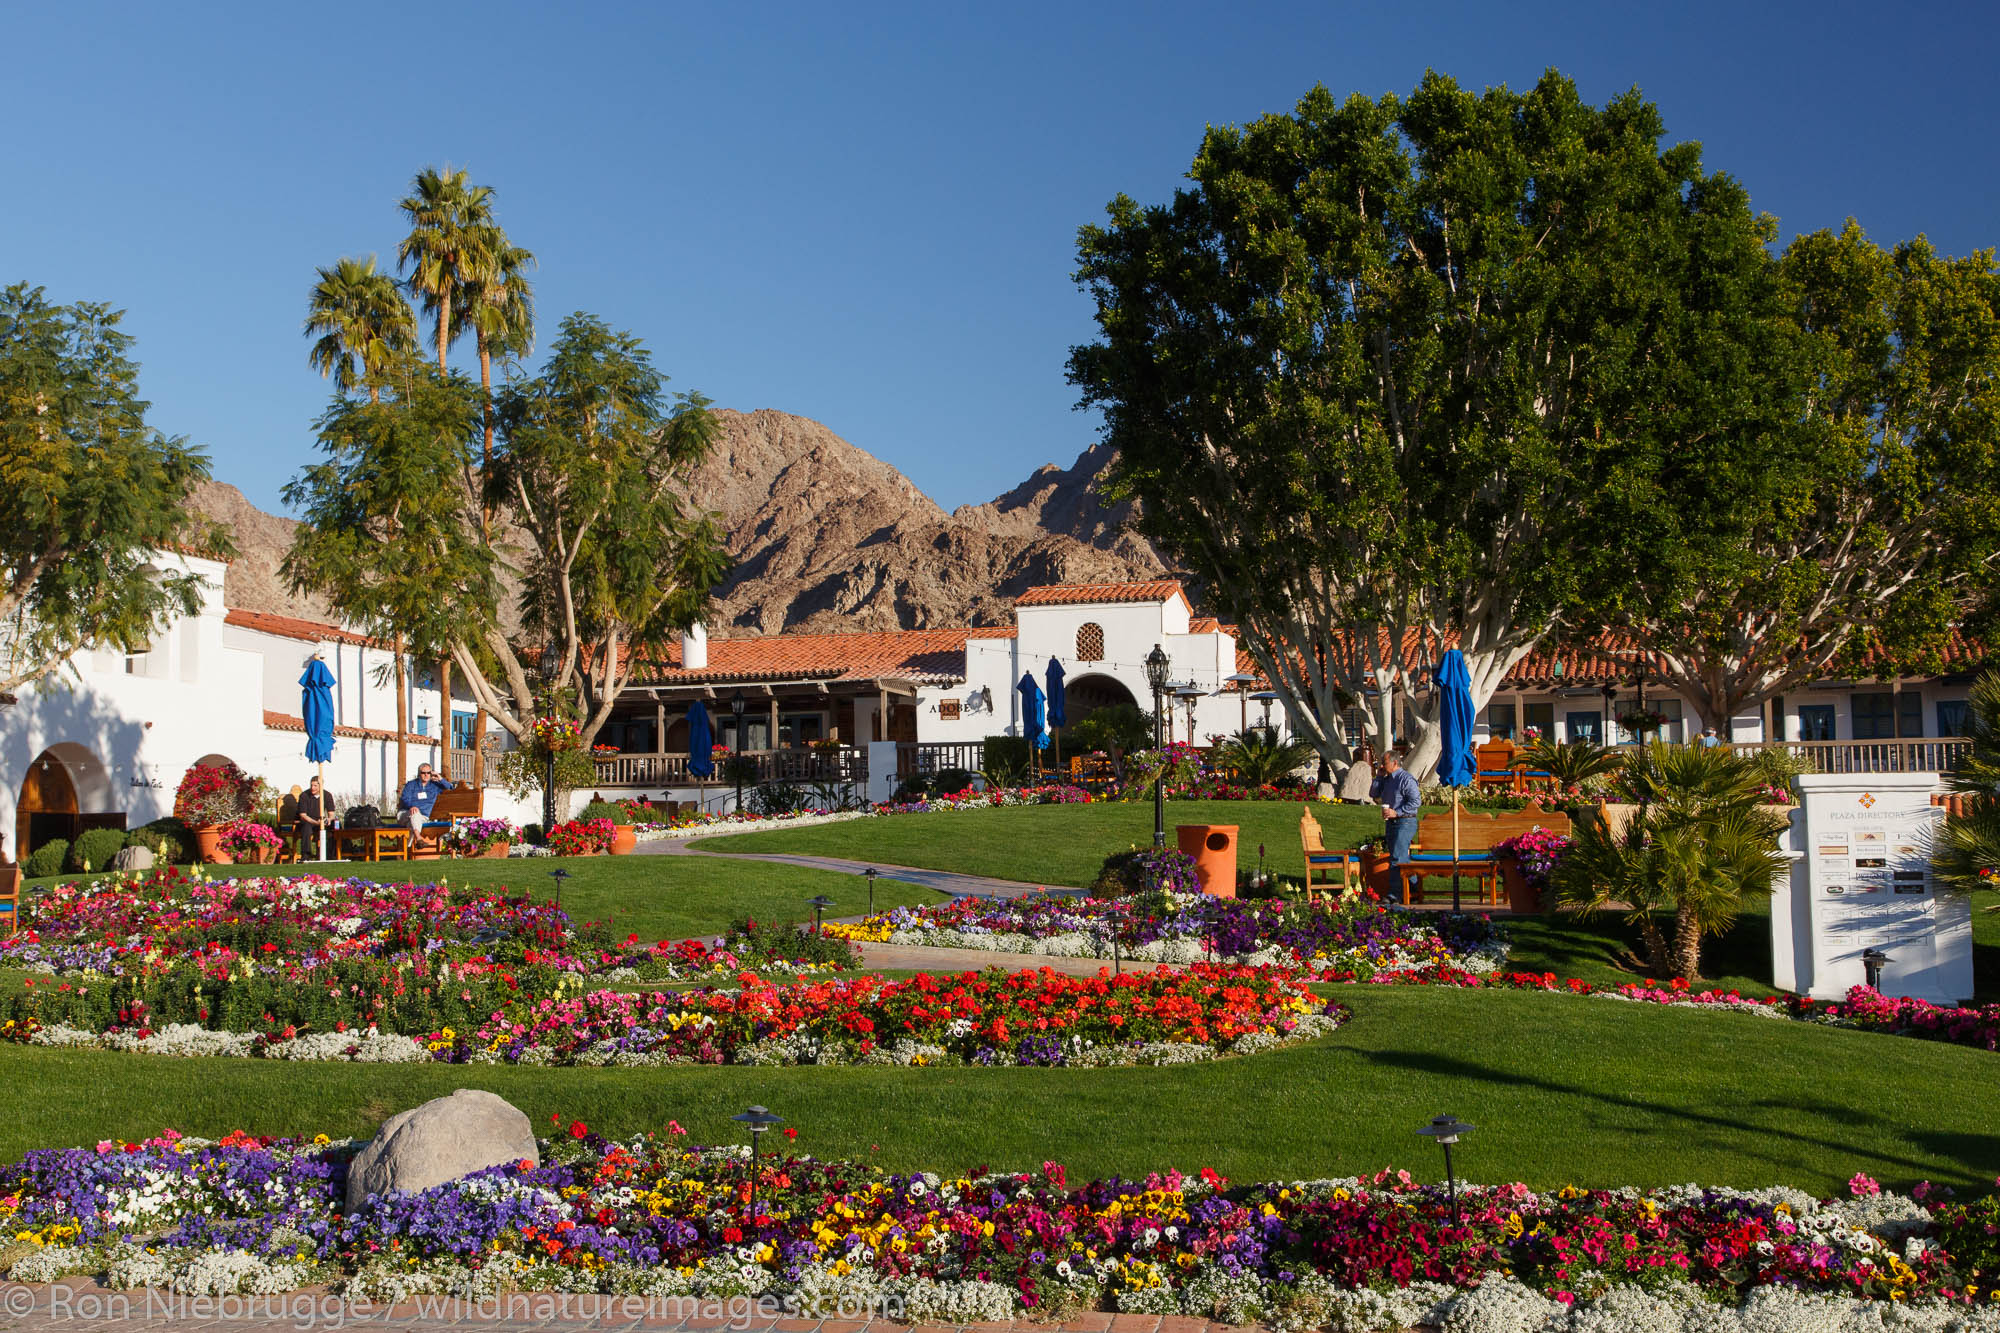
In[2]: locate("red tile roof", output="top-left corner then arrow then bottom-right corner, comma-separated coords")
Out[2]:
263,710 -> 440,746
1015,581 -> 1188,608
637,628 -> 982,685
965,626 -> 1018,639
226,609 -> 382,650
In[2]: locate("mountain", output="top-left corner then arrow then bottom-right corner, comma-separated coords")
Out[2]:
203,408 -> 1172,634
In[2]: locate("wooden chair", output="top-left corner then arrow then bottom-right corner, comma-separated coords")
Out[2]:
0,853 -> 18,938
1300,806 -> 1361,900
275,787 -> 302,865
1474,739 -> 1519,793
412,782 -> 483,856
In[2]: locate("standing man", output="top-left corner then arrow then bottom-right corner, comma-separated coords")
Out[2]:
1698,727 -> 1722,749
295,774 -> 334,860
398,763 -> 450,846
1370,750 -> 1422,889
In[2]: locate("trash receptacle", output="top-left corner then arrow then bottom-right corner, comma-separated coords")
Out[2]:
1175,824 -> 1239,897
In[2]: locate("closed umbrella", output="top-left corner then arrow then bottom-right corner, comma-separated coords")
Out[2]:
1045,657 -> 1067,772
686,701 -> 714,811
1017,673 -> 1048,776
1435,648 -> 1478,912
299,657 -> 337,862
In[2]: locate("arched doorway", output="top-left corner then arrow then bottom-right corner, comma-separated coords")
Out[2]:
16,743 -> 116,859
1065,673 -> 1140,718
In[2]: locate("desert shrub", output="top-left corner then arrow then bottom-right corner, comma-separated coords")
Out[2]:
67,828 -> 128,873
22,839 -> 69,880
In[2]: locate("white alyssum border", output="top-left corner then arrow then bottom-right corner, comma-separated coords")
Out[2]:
639,811 -> 871,842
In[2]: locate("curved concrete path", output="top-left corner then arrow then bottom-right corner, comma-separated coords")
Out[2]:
638,834 -> 1074,901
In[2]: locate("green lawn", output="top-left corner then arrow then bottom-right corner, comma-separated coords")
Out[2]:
1,987 -> 1992,1194
695,799 -> 1389,888
24,853 -> 944,945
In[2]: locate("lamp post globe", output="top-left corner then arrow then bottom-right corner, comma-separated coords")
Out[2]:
1144,645 -> 1170,847
731,1104 -> 784,1222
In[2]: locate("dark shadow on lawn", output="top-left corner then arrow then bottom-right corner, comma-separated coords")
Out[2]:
1355,1045 -> 1971,1184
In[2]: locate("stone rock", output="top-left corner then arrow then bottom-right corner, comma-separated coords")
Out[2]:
109,845 -> 155,871
345,1089 -> 538,1211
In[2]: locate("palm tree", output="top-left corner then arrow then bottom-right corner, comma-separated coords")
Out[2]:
1214,728 -> 1316,787
462,229 -> 536,508
1518,736 -> 1625,792
396,166 -> 497,370
303,257 -> 415,403
1550,743 -> 1788,979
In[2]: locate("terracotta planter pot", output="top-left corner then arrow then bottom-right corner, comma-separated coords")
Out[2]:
609,824 -> 637,856
211,848 -> 235,865
254,846 -> 276,865
481,842 -> 510,859
1495,851 -> 1541,914
194,825 -> 225,862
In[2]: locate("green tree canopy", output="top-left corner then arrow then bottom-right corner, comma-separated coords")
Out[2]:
1614,222 -> 2000,732
1067,71 -> 1780,776
0,283 -> 223,693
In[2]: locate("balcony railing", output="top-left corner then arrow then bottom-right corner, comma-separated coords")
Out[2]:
591,747 -> 868,788
896,740 -> 987,777
1728,738 -> 1971,774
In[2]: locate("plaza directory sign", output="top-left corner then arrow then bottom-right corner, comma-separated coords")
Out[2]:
1771,772 -> 1974,1004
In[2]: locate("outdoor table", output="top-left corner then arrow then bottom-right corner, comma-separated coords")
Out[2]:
332,826 -> 410,862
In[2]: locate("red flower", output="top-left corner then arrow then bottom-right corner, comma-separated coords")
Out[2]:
570,1120 -> 589,1139
782,1127 -> 798,1139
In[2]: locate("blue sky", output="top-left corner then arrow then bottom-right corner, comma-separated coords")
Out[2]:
6,1 -> 1998,515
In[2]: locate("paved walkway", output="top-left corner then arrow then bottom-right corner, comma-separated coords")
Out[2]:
639,836 -> 1070,901
0,1281 -> 1390,1333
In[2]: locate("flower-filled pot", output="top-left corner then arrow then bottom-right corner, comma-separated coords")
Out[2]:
1495,850 -> 1539,914
194,825 -> 225,862
609,824 -> 637,856
481,841 -> 510,859
211,846 -> 235,865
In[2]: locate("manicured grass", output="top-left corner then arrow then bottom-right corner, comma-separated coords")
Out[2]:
0,987 -> 1992,1193
696,800 -> 1391,888
22,853 -> 944,945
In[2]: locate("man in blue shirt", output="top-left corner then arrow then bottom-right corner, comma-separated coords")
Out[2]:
1369,750 -> 1422,873
398,763 -> 451,845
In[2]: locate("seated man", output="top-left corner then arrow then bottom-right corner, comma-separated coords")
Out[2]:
397,764 -> 451,846
294,774 -> 334,859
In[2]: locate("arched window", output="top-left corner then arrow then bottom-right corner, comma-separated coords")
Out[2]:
1076,622 -> 1105,662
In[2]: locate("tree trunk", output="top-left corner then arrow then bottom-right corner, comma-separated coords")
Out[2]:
439,657 -> 453,784
395,637 -> 408,787
1671,902 -> 1704,982
479,341 -> 494,536
1635,911 -> 1672,976
437,301 -> 450,372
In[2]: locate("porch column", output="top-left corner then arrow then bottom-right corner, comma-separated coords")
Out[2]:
877,687 -> 889,742
655,700 -> 665,752
768,694 -> 780,749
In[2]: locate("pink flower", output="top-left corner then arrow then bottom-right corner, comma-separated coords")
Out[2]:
1847,1172 -> 1881,1197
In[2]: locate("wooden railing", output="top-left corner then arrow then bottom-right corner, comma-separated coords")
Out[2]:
591,747 -> 868,788
1728,739 -> 1971,774
897,740 -> 987,778
446,748 -> 478,784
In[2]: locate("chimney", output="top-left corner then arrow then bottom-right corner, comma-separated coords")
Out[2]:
681,622 -> 708,671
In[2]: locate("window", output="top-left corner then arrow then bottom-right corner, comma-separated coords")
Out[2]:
1899,692 -> 1923,738
450,711 -> 476,751
1939,700 -> 1971,736
1524,702 -> 1554,739
1798,705 -> 1836,741
1851,693 -> 1895,740
1075,622 -> 1104,662
778,712 -> 824,747
1565,710 -> 1602,744
1484,703 -> 1516,740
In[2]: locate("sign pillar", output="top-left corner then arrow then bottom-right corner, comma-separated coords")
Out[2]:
1775,772 -> 1974,1004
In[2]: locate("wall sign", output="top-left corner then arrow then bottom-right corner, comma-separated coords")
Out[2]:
939,699 -> 961,720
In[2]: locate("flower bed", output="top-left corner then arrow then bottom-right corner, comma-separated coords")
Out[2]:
829,892 -> 1506,980
7,965 -> 1339,1067
3,1131 -> 1997,1330
642,810 -> 871,841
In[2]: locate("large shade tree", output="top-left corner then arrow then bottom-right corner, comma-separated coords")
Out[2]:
0,283 -> 223,693
283,316 -> 729,745
1613,222 -> 2000,735
1067,72 -> 1780,775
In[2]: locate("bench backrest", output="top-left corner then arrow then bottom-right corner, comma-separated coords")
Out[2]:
1475,739 -> 1517,771
428,783 -> 483,822
1300,806 -> 1325,852
1415,803 -> 1571,851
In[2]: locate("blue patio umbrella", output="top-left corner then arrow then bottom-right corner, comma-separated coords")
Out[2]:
1435,648 -> 1478,910
1045,657 -> 1067,769
299,657 -> 337,860
687,701 -> 715,779
1017,673 -> 1049,753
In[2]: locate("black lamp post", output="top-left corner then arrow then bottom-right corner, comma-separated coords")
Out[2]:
1862,947 -> 1890,991
538,644 -> 560,832
806,894 -> 835,934
549,866 -> 569,912
1417,1114 -> 1475,1226
1252,690 -> 1279,741
1144,645 -> 1171,848
730,690 -> 748,813
862,867 -> 878,916
730,1104 -> 783,1223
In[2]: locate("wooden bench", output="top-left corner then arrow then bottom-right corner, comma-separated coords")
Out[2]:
1398,805 -> 1573,905
408,783 -> 483,858
1300,806 -> 1362,900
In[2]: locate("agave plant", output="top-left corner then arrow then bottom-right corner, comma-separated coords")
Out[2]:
1550,742 -> 1788,980
1212,729 -> 1316,787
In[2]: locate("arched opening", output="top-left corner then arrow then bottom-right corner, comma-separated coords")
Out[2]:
16,743 -> 118,858
1066,673 -> 1139,717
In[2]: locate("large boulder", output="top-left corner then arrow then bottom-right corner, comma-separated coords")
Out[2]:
110,845 -> 155,872
345,1089 -> 538,1212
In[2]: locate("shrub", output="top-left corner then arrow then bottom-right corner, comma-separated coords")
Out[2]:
1089,846 -> 1201,897
723,916 -> 858,970
22,839 -> 69,880
127,818 -> 190,864
171,759 -> 259,826
981,735 -> 1031,786
750,781 -> 810,816
67,828 -> 128,874
578,801 -> 634,823
521,822 -> 546,846
1064,704 -> 1153,755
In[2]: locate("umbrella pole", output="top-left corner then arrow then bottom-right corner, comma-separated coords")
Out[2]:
1450,785 -> 1462,913
317,761 -> 327,863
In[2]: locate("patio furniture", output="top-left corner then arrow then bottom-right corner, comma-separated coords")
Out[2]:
1299,806 -> 1361,899
334,826 -> 411,862
1379,804 -> 1573,907
411,782 -> 483,858
1474,740 -> 1519,793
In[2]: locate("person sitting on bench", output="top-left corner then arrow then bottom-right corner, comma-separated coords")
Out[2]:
397,764 -> 451,846
1370,750 -> 1421,892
